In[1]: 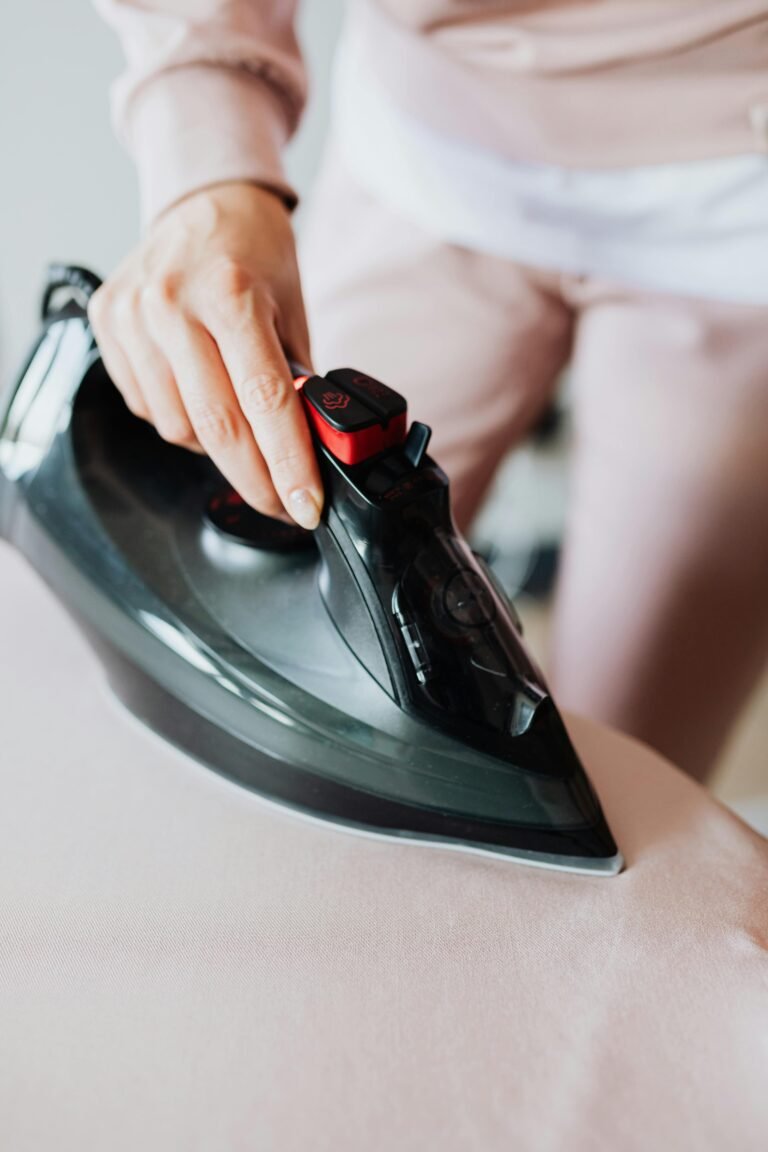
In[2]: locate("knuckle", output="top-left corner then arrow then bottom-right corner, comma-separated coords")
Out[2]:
121,392 -> 148,421
144,273 -> 181,310
113,286 -> 142,327
157,417 -> 194,446
187,399 -> 239,447
209,257 -> 253,301
268,449 -> 305,484
239,372 -> 288,419
126,286 -> 144,317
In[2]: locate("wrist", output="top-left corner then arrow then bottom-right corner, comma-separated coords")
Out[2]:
129,65 -> 299,230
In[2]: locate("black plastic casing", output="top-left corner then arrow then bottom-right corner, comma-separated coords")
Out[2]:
0,265 -> 621,873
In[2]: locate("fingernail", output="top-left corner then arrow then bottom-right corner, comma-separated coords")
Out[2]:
287,488 -> 321,530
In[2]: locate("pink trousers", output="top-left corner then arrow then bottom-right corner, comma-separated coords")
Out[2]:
300,146 -> 768,782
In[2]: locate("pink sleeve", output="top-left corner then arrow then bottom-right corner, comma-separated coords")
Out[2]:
93,0 -> 305,226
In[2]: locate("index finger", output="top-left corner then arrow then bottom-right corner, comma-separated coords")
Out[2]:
200,295 -> 324,530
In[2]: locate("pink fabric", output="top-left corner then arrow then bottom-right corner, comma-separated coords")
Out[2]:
355,0 -> 768,170
1,544 -> 767,1150
300,147 -> 768,781
93,0 -> 304,222
94,0 -> 768,224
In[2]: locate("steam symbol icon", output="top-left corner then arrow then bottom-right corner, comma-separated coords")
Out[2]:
321,391 -> 350,411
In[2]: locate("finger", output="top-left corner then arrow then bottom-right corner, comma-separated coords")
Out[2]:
198,289 -> 323,529
87,287 -> 149,420
144,300 -> 283,516
119,300 -> 200,450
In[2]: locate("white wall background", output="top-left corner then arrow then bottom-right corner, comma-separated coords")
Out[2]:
0,0 -> 343,381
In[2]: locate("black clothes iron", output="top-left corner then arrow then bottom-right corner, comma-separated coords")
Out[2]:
0,266 -> 622,874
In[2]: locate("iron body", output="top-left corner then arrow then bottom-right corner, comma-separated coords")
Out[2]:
0,266 -> 622,874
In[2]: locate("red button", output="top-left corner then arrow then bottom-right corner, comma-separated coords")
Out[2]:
297,373 -> 408,465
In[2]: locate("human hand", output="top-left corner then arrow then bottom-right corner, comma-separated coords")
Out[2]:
88,182 -> 322,528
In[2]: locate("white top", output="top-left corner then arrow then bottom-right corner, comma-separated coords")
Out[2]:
332,23 -> 768,306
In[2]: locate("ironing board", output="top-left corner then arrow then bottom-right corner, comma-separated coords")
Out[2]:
1,542 -> 766,1152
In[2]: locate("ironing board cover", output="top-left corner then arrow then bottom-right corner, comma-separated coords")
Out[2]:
1,544 -> 766,1151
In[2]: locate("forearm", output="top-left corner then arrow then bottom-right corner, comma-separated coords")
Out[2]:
93,0 -> 306,225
